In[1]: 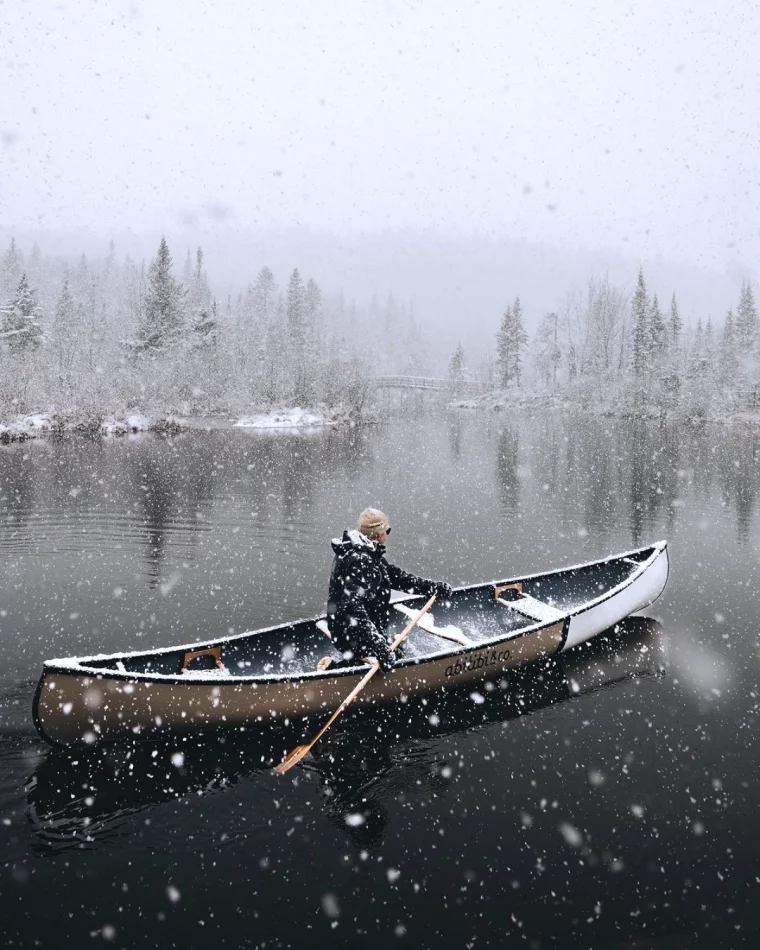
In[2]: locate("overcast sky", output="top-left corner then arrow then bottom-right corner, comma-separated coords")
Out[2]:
2,0 -> 759,276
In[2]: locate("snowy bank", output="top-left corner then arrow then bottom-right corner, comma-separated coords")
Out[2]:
233,407 -> 354,429
450,389 -> 760,427
0,412 -> 186,444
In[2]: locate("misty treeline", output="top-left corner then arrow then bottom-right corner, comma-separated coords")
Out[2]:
450,270 -> 760,420
0,236 -> 427,421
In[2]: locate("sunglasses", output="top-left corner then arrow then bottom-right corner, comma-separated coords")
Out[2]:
385,526 -> 391,535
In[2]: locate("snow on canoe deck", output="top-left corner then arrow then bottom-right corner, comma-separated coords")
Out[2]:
32,542 -> 668,746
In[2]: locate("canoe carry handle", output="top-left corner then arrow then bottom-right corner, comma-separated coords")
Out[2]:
494,582 -> 523,604
181,646 -> 226,673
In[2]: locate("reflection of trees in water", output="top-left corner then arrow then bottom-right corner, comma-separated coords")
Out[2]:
240,427 -> 373,527
496,427 -> 520,513
715,429 -> 759,544
0,444 -> 35,535
535,416 -> 760,546
126,434 -> 217,587
448,415 -> 463,460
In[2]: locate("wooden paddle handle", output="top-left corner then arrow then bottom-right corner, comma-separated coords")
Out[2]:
390,592 -> 437,651
295,594 -> 437,753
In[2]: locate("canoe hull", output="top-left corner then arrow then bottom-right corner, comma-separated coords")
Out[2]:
33,541 -> 669,747
34,619 -> 566,746
562,543 -> 669,650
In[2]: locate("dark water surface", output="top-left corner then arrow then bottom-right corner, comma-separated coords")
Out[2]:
1,413 -> 759,949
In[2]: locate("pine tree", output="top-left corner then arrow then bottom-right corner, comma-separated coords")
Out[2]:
305,278 -> 322,326
669,292 -> 683,348
736,279 -> 758,349
1,238 -> 24,300
0,273 -> 43,354
53,278 -> 78,369
510,297 -> 528,385
535,311 -> 562,388
448,342 -> 466,396
649,293 -> 667,355
191,300 -> 217,348
286,268 -> 311,402
496,303 -> 513,388
495,297 -> 528,387
134,237 -> 186,352
631,268 -> 650,375
250,266 -> 277,325
187,247 -> 213,339
694,318 -> 704,351
286,268 -> 305,345
719,310 -> 737,381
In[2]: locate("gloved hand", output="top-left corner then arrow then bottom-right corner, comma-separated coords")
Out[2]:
434,581 -> 453,600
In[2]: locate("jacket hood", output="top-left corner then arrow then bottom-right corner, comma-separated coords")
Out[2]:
331,528 -> 384,557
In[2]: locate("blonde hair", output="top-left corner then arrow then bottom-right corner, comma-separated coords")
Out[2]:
357,507 -> 389,540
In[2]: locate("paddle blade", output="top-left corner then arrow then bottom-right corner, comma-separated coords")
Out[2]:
274,743 -> 311,775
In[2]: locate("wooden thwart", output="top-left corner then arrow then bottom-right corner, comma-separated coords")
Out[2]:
494,583 -> 564,624
274,594 -> 437,774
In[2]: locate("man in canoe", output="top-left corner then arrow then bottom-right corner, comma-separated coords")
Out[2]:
327,507 -> 453,671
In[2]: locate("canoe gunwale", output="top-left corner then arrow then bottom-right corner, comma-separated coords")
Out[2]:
37,541 -> 667,688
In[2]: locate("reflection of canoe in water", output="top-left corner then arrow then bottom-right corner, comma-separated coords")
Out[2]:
27,618 -> 664,844
32,541 -> 668,747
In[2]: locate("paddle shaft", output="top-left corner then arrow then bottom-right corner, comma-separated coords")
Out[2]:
274,593 -> 437,773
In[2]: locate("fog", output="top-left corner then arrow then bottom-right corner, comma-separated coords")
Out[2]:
3,0 -> 759,344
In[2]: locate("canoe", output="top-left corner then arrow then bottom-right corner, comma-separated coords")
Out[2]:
27,616 -> 663,840
32,540 -> 669,747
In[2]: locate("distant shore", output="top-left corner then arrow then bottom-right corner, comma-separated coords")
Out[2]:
0,406 -> 363,444
450,390 -> 760,427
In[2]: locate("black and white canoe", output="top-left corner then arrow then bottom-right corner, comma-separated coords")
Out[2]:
33,541 -> 669,747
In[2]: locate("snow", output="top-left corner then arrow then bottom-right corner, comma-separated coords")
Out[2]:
0,411 -> 185,442
234,407 -> 348,429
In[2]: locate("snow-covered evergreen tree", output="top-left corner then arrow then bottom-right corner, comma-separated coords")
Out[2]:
496,303 -> 513,388
134,237 -> 186,353
735,279 -> 757,349
1,273 -> 43,354
186,248 -> 213,341
534,311 -> 562,388
669,292 -> 683,349
649,293 -> 667,355
448,342 -> 466,396
496,297 -> 528,387
631,269 -> 650,375
719,310 -> 737,383
251,266 -> 277,325
190,300 -> 218,349
0,238 -> 24,302
53,278 -> 78,370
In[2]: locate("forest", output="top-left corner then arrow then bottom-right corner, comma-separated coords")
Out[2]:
1,235 -> 758,428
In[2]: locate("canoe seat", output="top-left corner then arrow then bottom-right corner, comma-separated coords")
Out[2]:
495,592 -> 564,624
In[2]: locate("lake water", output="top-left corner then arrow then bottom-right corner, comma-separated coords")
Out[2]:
1,411 -> 759,948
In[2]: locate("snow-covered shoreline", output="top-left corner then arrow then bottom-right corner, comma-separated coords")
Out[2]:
233,407 -> 353,429
0,405 -> 365,443
450,390 -> 760,427
0,412 -> 185,444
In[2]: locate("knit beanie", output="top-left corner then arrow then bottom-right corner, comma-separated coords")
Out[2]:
357,507 -> 390,540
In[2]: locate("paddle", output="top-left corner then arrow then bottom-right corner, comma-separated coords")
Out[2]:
274,593 -> 437,774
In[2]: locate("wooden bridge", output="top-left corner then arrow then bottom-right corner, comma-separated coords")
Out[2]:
374,375 -> 482,393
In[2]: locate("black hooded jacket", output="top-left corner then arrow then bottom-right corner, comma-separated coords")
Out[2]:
327,529 -> 436,646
